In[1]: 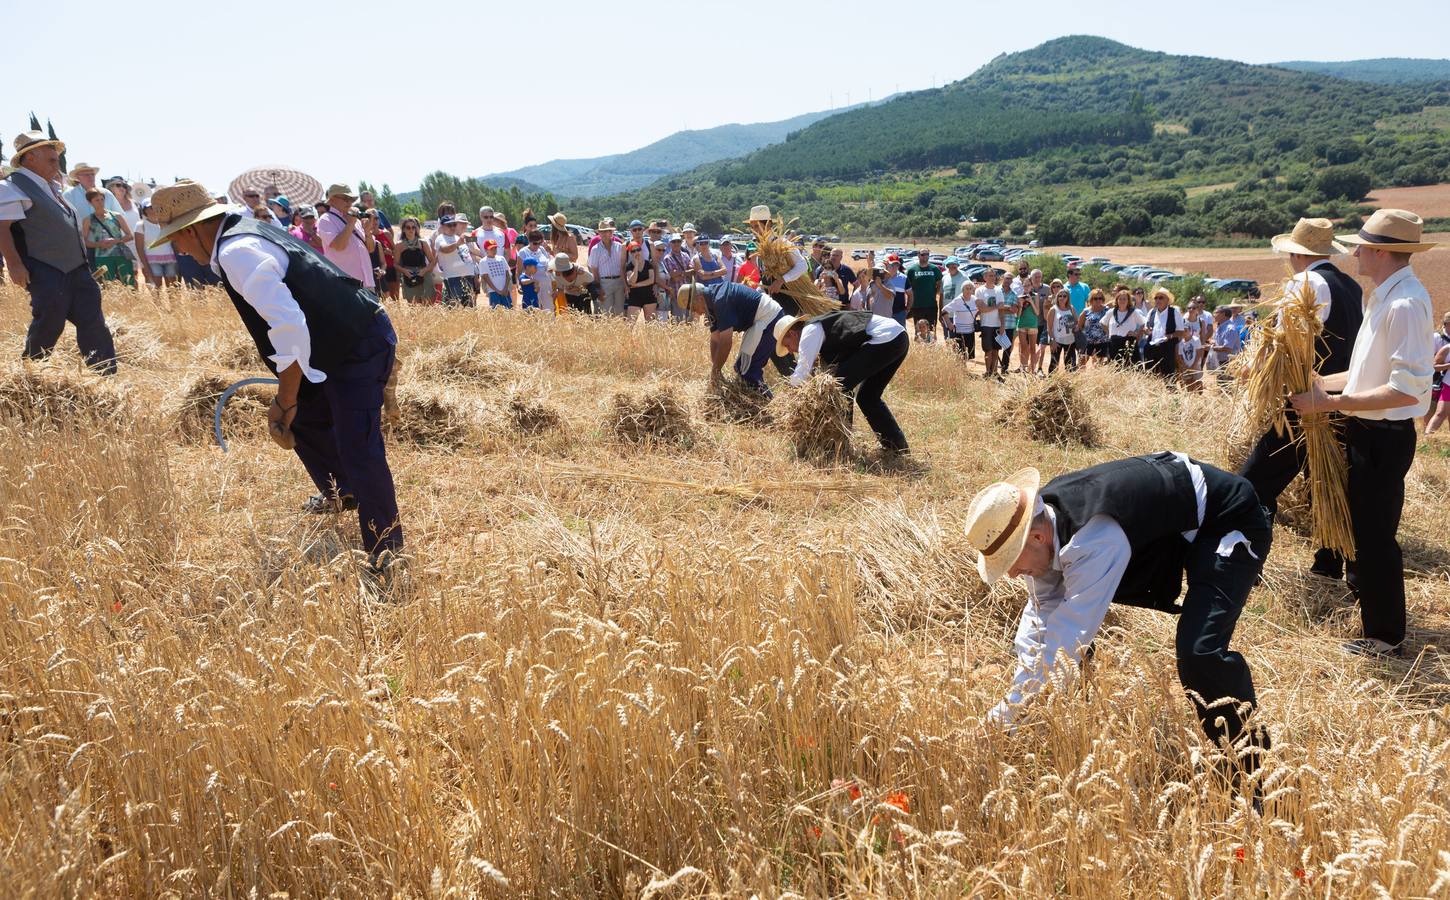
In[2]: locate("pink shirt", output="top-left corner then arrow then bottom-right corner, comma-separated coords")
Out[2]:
316,208 -> 374,288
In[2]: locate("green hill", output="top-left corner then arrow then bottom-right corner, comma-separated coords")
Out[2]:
566,37 -> 1450,244
483,108 -> 853,198
1274,58 -> 1450,84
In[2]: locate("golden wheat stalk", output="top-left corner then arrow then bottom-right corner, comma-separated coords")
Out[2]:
1230,278 -> 1354,558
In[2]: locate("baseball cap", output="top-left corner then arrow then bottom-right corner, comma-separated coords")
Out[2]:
483,239 -> 497,250
628,219 -> 644,228
652,240 -> 667,250
522,257 -> 538,267
681,222 -> 697,232
945,256 -> 960,265
439,214 -> 456,225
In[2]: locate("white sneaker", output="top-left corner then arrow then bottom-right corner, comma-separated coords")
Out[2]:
1340,638 -> 1403,659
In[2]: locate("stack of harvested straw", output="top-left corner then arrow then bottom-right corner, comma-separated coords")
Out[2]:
775,371 -> 855,462
606,380 -> 697,445
172,372 -> 269,444
998,371 -> 1101,448
750,214 -> 837,318
1229,278 -> 1354,558
699,378 -> 773,425
0,364 -> 128,426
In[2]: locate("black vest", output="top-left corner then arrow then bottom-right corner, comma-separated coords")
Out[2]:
1309,262 -> 1362,376
214,214 -> 382,382
1039,452 -> 1264,613
810,310 -> 875,367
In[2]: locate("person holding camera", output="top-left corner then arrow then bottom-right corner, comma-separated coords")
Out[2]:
851,256 -> 894,317
317,183 -> 376,292
394,217 -> 436,304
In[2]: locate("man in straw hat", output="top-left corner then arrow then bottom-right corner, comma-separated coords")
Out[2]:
678,280 -> 795,395
965,453 -> 1272,765
0,132 -> 117,373
1291,208 -> 1438,658
61,161 -> 121,228
1238,218 -> 1364,581
744,205 -> 839,319
772,309 -> 910,453
148,180 -> 405,578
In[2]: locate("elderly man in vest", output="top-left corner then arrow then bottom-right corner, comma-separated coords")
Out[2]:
1238,218 -> 1363,580
0,132 -> 117,373
965,453 -> 1272,774
148,181 -> 404,578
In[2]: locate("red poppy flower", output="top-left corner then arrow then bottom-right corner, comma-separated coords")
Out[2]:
1233,847 -> 1245,861
884,791 -> 910,814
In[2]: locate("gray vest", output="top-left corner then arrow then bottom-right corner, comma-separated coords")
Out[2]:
6,171 -> 87,272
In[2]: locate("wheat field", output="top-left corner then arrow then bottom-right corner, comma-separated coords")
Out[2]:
2,283 -> 1449,898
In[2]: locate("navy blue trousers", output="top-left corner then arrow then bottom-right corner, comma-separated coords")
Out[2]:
290,313 -> 403,559
22,257 -> 117,374
736,309 -> 793,394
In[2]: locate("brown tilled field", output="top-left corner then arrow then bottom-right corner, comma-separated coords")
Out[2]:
2,283 -> 1450,897
1365,183 -> 1450,219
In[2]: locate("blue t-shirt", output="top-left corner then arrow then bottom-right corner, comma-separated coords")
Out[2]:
1068,281 -> 1090,314
706,282 -> 765,333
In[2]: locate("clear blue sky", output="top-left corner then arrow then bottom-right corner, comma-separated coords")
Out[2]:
5,0 -> 1447,196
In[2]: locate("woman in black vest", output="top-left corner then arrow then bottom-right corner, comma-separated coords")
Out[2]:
965,453 -> 1272,774
148,181 -> 405,584
772,310 -> 911,453
1238,219 -> 1362,580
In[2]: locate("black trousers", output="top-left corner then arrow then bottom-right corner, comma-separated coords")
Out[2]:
951,330 -> 976,359
1237,410 -> 1344,575
1145,338 -> 1179,378
1108,334 -> 1136,366
1175,466 -> 1272,749
1000,328 -> 1016,370
22,256 -> 117,374
1049,341 -> 1076,372
1344,417 -> 1417,645
834,332 -> 909,452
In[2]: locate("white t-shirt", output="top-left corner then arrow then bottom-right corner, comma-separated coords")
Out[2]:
473,226 -> 507,255
1178,333 -> 1202,368
975,285 -> 1005,328
138,219 -> 174,260
479,255 -> 511,292
942,297 -> 978,331
434,231 -> 475,278
118,204 -> 141,233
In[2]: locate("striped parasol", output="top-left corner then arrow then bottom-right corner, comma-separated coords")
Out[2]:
228,165 -> 323,205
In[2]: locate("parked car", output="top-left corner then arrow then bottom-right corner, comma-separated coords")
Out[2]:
1144,270 -> 1178,282
1210,278 -> 1259,295
1028,239 -> 1040,248
1099,263 -> 1126,273
1060,254 -> 1083,264
851,248 -> 870,260
1120,265 -> 1154,278
953,246 -> 973,257
976,248 -> 1004,261
1089,256 -> 1112,265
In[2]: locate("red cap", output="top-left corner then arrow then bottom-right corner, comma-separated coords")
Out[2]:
886,254 -> 901,263
627,241 -> 642,251
483,239 -> 497,250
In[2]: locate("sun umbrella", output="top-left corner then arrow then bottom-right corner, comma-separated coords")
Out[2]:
228,165 -> 323,206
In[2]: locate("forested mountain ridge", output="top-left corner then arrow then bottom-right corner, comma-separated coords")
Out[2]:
566,37 -> 1450,245
1274,58 -> 1450,84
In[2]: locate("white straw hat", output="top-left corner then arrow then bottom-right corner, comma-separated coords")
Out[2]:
963,467 -> 1042,585
772,314 -> 802,355
746,205 -> 772,223
1336,208 -> 1437,254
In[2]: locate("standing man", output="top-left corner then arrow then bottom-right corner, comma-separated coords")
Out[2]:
1065,265 -> 1090,314
1291,209 -> 1438,658
679,281 -> 792,395
905,248 -> 944,343
61,162 -> 120,228
317,183 -> 376,293
587,219 -> 626,316
830,247 -> 857,308
773,309 -> 911,454
0,132 -> 116,373
964,453 -> 1272,770
149,181 -> 404,577
1143,287 -> 1187,379
1238,218 -> 1363,579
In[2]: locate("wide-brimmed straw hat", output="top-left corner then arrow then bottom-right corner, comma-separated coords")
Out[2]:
772,314 -> 806,355
1270,217 -> 1346,257
1337,208 -> 1438,254
964,467 -> 1042,585
746,205 -> 772,223
553,252 -> 574,272
11,130 -> 66,163
324,182 -> 357,201
549,212 -> 567,229
67,161 -> 99,178
147,180 -> 229,248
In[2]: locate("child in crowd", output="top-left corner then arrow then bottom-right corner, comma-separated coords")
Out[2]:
519,257 -> 541,310
480,240 -> 512,309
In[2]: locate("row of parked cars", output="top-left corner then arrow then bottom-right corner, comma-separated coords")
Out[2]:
853,240 -> 1259,297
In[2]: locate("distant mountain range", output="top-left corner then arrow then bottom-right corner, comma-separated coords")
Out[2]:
478,107 -> 861,199
1272,58 -> 1450,84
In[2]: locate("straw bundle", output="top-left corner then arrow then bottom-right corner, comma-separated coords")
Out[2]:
0,364 -> 127,426
172,372 -> 270,444
107,316 -> 165,369
775,371 -> 856,463
750,214 -> 837,318
699,378 -> 774,425
1229,278 -> 1354,558
411,337 -> 533,386
506,393 -> 563,434
192,333 -> 263,371
998,371 -> 1101,448
606,380 -> 697,446
388,383 -> 480,449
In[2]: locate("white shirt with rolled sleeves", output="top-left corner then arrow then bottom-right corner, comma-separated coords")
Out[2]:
1282,261 -> 1334,324
0,168 -> 71,222
988,453 -> 1254,729
587,239 -> 625,278
208,220 -> 326,385
788,314 -> 905,386
1342,265 -> 1435,421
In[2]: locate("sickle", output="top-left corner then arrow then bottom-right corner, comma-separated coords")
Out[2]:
214,377 -> 280,452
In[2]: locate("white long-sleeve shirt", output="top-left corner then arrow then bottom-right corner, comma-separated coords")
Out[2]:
1281,260 -> 1334,324
210,220 -> 325,384
788,314 -> 904,385
1342,265 -> 1436,420
780,248 -> 808,283
0,167 -> 72,222
989,454 -> 1255,728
